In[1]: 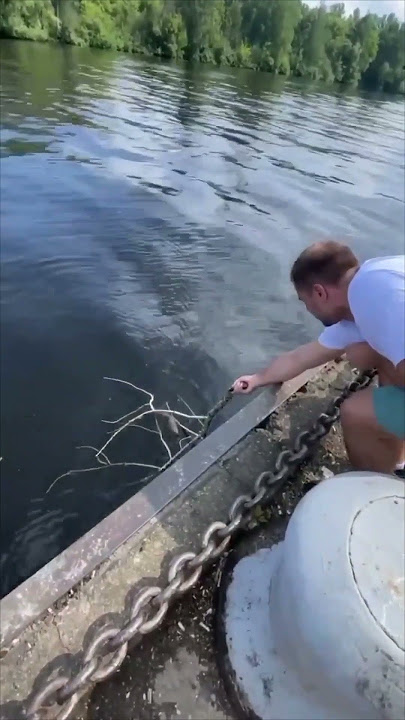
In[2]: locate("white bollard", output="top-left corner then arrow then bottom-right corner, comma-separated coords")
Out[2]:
224,472 -> 405,720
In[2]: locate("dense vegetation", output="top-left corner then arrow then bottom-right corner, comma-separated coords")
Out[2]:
1,0 -> 404,93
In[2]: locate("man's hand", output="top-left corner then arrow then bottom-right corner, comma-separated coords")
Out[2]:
232,374 -> 261,394
232,342 -> 342,395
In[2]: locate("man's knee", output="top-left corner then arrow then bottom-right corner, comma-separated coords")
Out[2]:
345,342 -> 379,371
340,388 -> 374,428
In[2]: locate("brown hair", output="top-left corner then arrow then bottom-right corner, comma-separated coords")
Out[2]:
290,241 -> 359,290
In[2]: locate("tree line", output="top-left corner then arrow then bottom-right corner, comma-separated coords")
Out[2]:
1,0 -> 404,93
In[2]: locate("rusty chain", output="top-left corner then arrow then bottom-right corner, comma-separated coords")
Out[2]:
24,370 -> 375,720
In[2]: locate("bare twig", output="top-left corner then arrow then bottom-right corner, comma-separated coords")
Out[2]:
178,395 -> 204,427
174,419 -> 199,438
77,446 -> 111,466
128,424 -> 159,435
46,461 -> 160,495
164,403 -> 198,438
158,437 -> 195,473
49,378 -> 209,494
104,377 -> 154,404
155,416 -> 172,460
96,408 -> 206,460
101,403 -> 149,425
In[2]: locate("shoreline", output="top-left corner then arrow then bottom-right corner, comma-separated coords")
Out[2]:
0,35 -> 403,97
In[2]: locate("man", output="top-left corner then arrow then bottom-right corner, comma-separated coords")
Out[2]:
233,241 -> 405,475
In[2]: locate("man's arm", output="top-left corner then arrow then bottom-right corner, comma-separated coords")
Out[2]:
233,341 -> 342,394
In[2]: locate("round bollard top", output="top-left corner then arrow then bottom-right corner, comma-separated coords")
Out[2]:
277,472 -> 404,720
350,495 -> 404,651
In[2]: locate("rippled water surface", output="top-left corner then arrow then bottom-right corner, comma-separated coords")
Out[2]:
1,41 -> 404,596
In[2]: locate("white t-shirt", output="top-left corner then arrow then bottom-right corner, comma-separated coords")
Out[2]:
319,255 -> 405,367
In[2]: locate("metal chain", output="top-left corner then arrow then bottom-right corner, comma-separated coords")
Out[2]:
152,389 -> 234,477
24,371 -> 375,720
201,389 -> 234,438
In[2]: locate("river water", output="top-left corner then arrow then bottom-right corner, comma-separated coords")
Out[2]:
0,40 -> 403,597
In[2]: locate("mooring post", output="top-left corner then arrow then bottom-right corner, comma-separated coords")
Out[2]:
222,472 -> 405,720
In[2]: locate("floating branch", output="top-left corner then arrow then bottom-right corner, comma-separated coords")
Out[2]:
46,378 -> 208,494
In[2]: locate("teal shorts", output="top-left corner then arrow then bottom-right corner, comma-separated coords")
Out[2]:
373,386 -> 405,440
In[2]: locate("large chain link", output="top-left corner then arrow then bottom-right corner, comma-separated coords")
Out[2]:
24,371 -> 375,720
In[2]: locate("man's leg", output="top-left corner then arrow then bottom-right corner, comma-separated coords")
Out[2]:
340,387 -> 404,473
345,342 -> 405,466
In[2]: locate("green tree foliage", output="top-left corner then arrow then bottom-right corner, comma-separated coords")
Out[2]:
351,13 -> 379,74
291,6 -> 330,80
268,0 -> 301,75
0,0 -> 58,41
363,13 -> 405,93
1,0 -> 404,93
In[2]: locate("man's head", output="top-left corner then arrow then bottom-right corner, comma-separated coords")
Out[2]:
291,241 -> 359,326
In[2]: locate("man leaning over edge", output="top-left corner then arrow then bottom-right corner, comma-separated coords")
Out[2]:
232,241 -> 405,475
